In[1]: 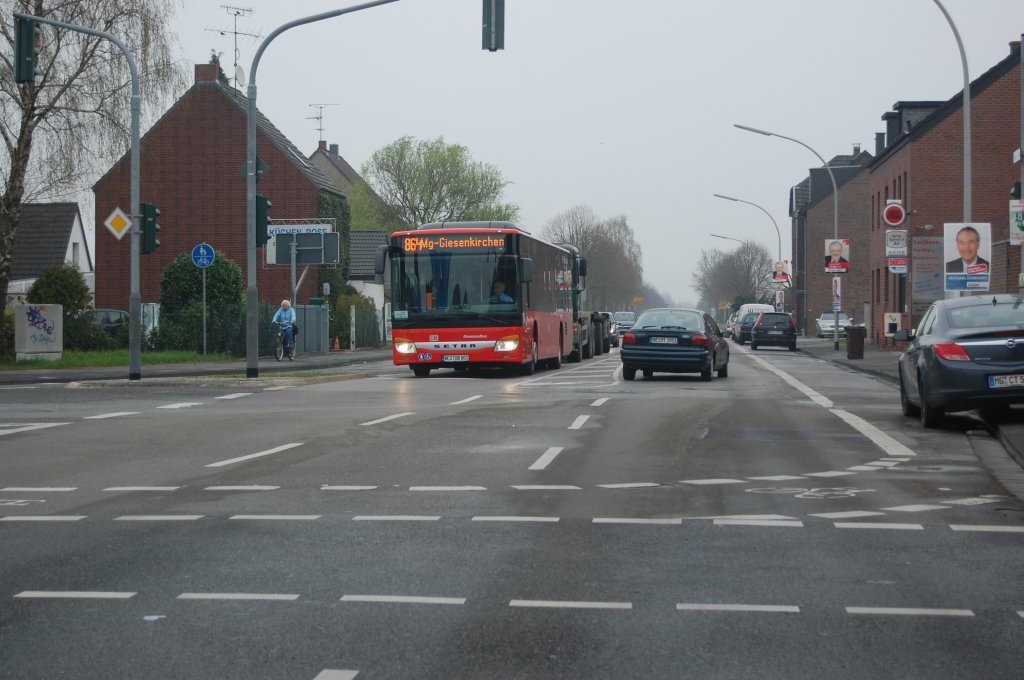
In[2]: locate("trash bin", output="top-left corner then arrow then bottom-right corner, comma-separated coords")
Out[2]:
845,325 -> 865,360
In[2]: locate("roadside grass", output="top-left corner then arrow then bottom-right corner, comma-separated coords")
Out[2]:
0,350 -> 234,370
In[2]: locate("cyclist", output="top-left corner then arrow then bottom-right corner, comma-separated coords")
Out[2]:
272,299 -> 297,358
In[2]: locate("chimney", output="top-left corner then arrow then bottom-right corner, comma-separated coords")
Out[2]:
852,143 -> 861,156
319,140 -> 327,150
875,132 -> 886,155
329,143 -> 339,156
195,63 -> 218,83
1011,40 -> 1021,54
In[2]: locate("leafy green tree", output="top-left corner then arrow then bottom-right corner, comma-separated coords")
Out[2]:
362,136 -> 519,228
151,253 -> 244,353
158,253 -> 244,316
347,181 -> 395,231
0,0 -> 185,345
26,263 -> 111,349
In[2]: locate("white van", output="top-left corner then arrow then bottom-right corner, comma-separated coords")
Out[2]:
736,303 -> 774,319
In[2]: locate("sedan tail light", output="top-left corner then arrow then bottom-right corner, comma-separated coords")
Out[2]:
691,335 -> 709,347
933,342 -> 972,362
622,332 -> 636,345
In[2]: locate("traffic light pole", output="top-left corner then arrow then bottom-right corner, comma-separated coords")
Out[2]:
14,12 -> 143,380
244,0 -> 401,378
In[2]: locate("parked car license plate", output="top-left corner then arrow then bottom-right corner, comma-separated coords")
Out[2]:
989,373 -> 1024,388
442,355 -> 470,362
650,336 -> 677,344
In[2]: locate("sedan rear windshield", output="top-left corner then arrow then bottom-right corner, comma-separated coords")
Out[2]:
636,311 -> 704,330
948,301 -> 1024,329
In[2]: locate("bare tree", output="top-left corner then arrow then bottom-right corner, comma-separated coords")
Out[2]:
0,0 -> 186,330
692,241 -> 774,310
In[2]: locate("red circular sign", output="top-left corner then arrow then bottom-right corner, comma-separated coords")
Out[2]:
883,203 -> 906,226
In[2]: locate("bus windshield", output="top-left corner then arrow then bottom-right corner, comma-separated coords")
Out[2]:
391,238 -> 522,328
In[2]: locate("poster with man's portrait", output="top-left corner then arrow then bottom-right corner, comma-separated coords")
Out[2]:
944,222 -> 991,291
824,239 -> 850,273
772,260 -> 790,282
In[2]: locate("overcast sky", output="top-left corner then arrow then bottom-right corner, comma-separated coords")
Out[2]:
170,0 -> 1024,305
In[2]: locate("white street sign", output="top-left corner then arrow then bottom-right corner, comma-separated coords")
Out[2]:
104,207 -> 132,241
1011,200 -> 1024,246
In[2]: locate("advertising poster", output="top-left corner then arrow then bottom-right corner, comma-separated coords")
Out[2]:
832,276 -> 841,310
772,260 -> 790,283
886,229 -> 908,274
944,223 -> 991,291
912,237 -> 943,316
824,239 -> 850,273
1011,200 -> 1024,247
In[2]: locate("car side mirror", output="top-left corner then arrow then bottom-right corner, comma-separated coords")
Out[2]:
893,329 -> 911,342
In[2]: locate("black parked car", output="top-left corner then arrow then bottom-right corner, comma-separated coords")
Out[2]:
733,313 -> 759,345
751,312 -> 797,351
93,309 -> 129,335
895,295 -> 1024,427
620,307 -> 729,381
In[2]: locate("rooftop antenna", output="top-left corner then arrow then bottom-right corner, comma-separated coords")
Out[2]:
308,104 -> 338,143
204,5 -> 261,88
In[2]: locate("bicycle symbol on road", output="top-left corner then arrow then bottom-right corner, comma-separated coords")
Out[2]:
745,487 -> 875,499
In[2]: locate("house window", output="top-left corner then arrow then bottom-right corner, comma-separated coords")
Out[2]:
72,243 -> 80,268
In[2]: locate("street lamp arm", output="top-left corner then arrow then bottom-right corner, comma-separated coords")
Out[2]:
713,193 -> 781,261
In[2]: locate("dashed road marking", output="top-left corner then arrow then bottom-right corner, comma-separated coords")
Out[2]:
594,517 -> 682,525
321,485 -> 378,491
360,412 -> 415,426
206,443 -> 304,468
845,606 -> 974,617
215,393 -> 250,400
15,591 -> 135,599
450,395 -> 482,405
0,422 -> 70,436
882,504 -> 949,512
313,671 -> 359,680
714,519 -> 804,527
84,412 -> 140,419
157,402 -> 203,409
510,599 -> 632,610
681,478 -> 746,485
104,487 -> 180,492
512,485 -> 582,491
230,515 -> 322,521
1,515 -> 85,522
178,593 -> 299,601
835,522 -> 923,530
115,515 -> 203,521
677,603 -> 800,613
409,486 -> 486,491
472,516 -> 560,523
568,415 -> 590,430
597,482 -> 660,489
950,524 -> 1024,533
592,398 -> 610,406
810,511 -> 886,519
352,515 -> 440,521
529,447 -> 564,471
204,485 -> 280,491
341,595 -> 464,605
2,487 -> 76,492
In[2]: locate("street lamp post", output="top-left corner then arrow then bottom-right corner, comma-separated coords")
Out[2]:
735,123 -> 842,350
713,193 -> 782,261
709,233 -> 744,246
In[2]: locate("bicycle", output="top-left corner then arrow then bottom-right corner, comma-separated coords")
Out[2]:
274,322 -> 296,361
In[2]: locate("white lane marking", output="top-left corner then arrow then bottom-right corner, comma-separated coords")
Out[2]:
835,522 -> 923,530
0,422 -> 70,436
264,386 -> 292,391
472,516 -> 560,523
341,595 -> 464,605
950,525 -> 1024,533
510,600 -> 632,610
409,486 -> 486,491
321,485 -> 378,491
676,603 -> 800,613
204,485 -> 280,491
943,496 -> 1005,506
705,514 -> 799,521
16,591 -> 135,599
529,447 -> 564,471
230,515 -> 322,521
597,482 -> 660,489
846,607 -> 974,617
882,504 -> 949,512
84,412 -> 140,420
714,519 -> 804,527
2,487 -> 76,492
360,412 -> 415,426
745,351 -> 833,407
802,471 -> 856,478
512,485 -> 581,491
830,409 -> 917,458
1,516 -> 85,522
206,443 -> 304,468
680,478 -> 746,485
314,671 -> 359,680
178,593 -> 299,601
115,515 -> 203,521
847,466 -> 882,471
352,515 -> 440,521
865,461 -> 900,467
810,511 -> 886,519
104,487 -> 180,492
450,395 -> 483,405
157,402 -> 203,409
593,518 -> 682,525
591,398 -> 610,406
747,475 -> 805,481
216,393 -> 250,400
568,415 -> 590,430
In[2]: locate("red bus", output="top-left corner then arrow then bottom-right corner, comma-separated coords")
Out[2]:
375,221 -> 578,377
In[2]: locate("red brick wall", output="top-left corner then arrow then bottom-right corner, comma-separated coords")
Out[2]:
867,56 -> 1021,345
94,73 -> 321,310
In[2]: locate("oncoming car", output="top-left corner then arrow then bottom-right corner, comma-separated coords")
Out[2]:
895,294 -> 1024,427
619,307 -> 729,381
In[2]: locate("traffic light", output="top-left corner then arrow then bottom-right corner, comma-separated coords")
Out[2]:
481,0 -> 504,51
256,194 -> 272,246
1013,181 -> 1022,200
14,17 -> 41,84
140,202 -> 160,254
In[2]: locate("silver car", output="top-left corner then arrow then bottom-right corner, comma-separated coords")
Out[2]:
815,312 -> 851,338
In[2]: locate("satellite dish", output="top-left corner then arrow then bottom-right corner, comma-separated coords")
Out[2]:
234,65 -> 246,87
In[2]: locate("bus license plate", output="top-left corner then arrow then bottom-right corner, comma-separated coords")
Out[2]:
650,337 -> 677,344
989,373 -> 1024,388
443,355 -> 469,362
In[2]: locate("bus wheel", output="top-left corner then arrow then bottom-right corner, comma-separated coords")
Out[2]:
548,339 -> 563,370
521,340 -> 537,376
412,366 -> 430,377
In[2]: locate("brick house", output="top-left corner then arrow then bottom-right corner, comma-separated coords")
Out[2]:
867,41 -> 1022,347
93,63 -> 348,311
789,147 -> 873,337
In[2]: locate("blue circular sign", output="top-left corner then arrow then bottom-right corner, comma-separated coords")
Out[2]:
192,243 -> 215,269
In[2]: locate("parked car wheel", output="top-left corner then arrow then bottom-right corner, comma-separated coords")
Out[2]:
918,377 -> 944,428
750,343 -> 758,350
700,359 -> 713,381
899,368 -> 920,417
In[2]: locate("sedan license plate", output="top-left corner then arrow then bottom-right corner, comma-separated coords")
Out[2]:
768,331 -> 783,335
989,373 -> 1024,388
442,354 -> 469,362
650,336 -> 677,344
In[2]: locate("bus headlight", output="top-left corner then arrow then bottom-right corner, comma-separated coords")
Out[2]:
394,338 -> 417,354
494,335 -> 520,352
